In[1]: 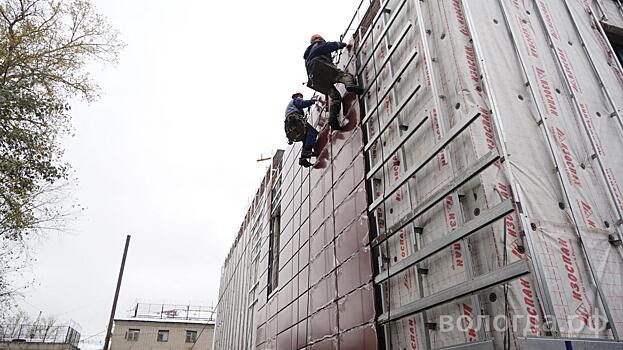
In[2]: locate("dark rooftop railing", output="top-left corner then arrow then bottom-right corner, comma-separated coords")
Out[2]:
0,324 -> 80,347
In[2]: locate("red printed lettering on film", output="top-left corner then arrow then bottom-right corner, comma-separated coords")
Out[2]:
505,215 -> 519,240
408,319 -> 418,349
576,303 -> 591,328
557,48 -> 581,94
384,95 -> 393,117
558,238 -> 590,326
462,303 -> 478,341
432,108 -> 442,142
539,1 -> 560,40
579,200 -> 597,229
424,55 -> 431,87
498,183 -> 522,258
498,183 -> 511,199
480,107 -> 495,151
392,154 -> 402,202
445,196 -> 458,231
403,270 -> 411,290
465,45 -> 479,84
452,0 -> 470,36
554,127 -> 582,187
376,190 -> 386,230
535,67 -> 560,117
444,184 -> 461,269
369,126 -> 377,138
392,153 -> 401,180
371,143 -> 378,162
509,239 -> 523,259
399,229 -> 408,259
449,213 -> 458,231
453,242 -> 464,268
519,278 -> 541,335
519,16 -> 539,58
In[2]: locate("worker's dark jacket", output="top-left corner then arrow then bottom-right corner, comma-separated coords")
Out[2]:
285,98 -> 315,118
303,41 -> 346,76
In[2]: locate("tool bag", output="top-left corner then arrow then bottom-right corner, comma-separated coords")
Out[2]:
285,113 -> 307,143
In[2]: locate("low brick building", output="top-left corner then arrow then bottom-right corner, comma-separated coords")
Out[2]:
110,304 -> 214,350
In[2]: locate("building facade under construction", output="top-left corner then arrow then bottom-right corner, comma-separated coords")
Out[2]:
213,0 -> 623,349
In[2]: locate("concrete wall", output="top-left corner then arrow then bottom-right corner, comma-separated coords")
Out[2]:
110,320 -> 213,350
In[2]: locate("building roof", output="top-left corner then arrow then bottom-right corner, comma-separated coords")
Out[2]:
114,317 -> 214,325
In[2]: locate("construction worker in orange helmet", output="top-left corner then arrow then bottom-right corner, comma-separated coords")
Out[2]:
303,34 -> 363,131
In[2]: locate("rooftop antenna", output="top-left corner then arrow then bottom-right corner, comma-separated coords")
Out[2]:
257,153 -> 272,162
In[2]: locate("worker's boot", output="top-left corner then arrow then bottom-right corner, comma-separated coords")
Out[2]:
301,146 -> 315,165
299,158 -> 313,167
346,85 -> 364,95
329,116 -> 342,131
305,146 -> 320,158
337,70 -> 365,95
328,87 -> 343,131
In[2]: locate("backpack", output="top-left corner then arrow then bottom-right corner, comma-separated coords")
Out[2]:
285,113 -> 307,143
307,60 -> 339,95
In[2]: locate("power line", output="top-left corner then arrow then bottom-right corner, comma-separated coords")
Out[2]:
190,321 -> 213,350
79,330 -> 106,342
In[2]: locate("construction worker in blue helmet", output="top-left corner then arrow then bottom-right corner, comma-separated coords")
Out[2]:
304,34 -> 364,131
284,92 -> 320,168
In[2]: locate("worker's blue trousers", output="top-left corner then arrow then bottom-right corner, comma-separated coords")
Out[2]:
302,123 -> 319,158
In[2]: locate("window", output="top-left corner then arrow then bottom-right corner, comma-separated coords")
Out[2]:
267,208 -> 281,296
185,330 -> 198,343
125,329 -> 140,341
156,330 -> 169,342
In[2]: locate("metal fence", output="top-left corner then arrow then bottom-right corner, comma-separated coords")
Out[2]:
131,303 -> 216,322
0,324 -> 80,346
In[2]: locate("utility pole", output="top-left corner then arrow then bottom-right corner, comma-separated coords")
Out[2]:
103,235 -> 131,350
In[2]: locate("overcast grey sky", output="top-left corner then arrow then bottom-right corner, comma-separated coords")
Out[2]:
16,0 -> 362,347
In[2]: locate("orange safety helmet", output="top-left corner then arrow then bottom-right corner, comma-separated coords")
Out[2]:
310,34 -> 325,44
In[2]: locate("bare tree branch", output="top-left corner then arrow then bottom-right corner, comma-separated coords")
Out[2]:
0,0 -> 122,315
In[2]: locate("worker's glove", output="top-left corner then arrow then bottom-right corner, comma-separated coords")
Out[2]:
339,42 -> 347,49
288,140 -> 293,145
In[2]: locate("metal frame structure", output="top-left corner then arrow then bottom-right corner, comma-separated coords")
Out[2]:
213,0 -> 623,348
354,1 -> 501,348
131,303 -> 216,322
350,0 -> 623,348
